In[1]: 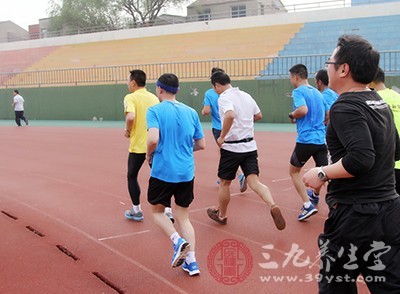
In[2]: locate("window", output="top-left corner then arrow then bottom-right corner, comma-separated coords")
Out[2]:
198,8 -> 211,21
231,5 -> 246,18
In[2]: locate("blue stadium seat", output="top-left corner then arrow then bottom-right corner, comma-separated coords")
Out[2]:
258,14 -> 400,79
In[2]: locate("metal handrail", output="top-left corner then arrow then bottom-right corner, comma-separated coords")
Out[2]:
0,51 -> 398,87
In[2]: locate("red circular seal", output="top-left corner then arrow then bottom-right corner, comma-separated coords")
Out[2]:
207,239 -> 253,285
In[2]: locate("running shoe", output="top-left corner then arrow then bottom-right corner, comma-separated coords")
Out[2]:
270,205 -> 286,230
207,207 -> 227,225
182,261 -> 200,276
238,174 -> 247,192
171,238 -> 190,267
124,208 -> 144,221
298,204 -> 318,221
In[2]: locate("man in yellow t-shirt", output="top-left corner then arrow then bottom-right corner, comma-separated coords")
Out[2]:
371,67 -> 400,195
123,69 -> 173,221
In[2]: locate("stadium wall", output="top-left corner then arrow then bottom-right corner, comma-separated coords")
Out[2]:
1,76 -> 400,123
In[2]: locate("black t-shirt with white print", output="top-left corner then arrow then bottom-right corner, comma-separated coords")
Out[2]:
326,90 -> 400,206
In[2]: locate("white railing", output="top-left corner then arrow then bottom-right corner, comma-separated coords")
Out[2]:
0,51 -> 398,87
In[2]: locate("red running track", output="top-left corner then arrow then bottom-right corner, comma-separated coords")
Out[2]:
0,125 -> 370,293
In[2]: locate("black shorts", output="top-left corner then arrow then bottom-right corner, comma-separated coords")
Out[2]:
218,149 -> 259,180
147,177 -> 194,208
212,128 -> 221,142
318,199 -> 400,294
290,143 -> 328,167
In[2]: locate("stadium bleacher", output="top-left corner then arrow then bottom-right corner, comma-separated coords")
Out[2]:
259,14 -> 400,79
0,1 -> 399,85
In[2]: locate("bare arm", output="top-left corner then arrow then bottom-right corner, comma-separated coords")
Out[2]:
290,105 -> 308,119
217,110 -> 234,147
324,110 -> 330,125
201,106 -> 211,116
146,127 -> 159,164
193,138 -> 205,151
303,159 -> 354,190
254,112 -> 262,121
124,112 -> 135,138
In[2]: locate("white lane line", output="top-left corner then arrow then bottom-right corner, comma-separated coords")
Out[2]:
98,230 -> 150,241
97,230 -> 150,241
271,177 -> 292,182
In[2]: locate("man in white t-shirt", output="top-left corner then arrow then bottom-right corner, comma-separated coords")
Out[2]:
12,90 -> 28,127
206,71 -> 286,231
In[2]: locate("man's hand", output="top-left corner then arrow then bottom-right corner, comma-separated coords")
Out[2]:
217,137 -> 224,147
303,167 -> 325,190
146,153 -> 154,167
124,129 -> 131,138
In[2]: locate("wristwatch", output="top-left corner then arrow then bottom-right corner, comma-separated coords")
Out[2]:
288,112 -> 294,119
317,166 -> 328,181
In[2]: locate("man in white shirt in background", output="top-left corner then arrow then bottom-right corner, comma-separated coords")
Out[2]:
12,90 -> 28,127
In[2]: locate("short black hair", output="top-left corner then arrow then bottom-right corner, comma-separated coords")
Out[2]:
334,35 -> 380,84
211,67 -> 224,76
129,69 -> 146,87
157,73 -> 179,94
211,71 -> 231,86
289,64 -> 308,79
315,69 -> 329,86
14,89 -> 19,94
373,67 -> 385,84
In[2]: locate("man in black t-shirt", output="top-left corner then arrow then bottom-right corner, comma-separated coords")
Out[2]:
303,35 -> 400,293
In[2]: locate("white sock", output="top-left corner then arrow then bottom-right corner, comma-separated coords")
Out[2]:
304,201 -> 312,209
170,232 -> 181,245
164,207 -> 172,214
186,251 -> 196,264
133,204 -> 141,213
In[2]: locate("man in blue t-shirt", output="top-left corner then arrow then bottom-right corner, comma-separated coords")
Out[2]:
314,69 -> 339,125
202,67 -> 247,192
146,73 -> 205,276
288,64 -> 327,221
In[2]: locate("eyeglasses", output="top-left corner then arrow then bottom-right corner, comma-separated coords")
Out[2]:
324,61 -> 338,69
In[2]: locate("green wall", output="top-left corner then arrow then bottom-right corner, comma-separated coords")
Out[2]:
1,77 -> 399,123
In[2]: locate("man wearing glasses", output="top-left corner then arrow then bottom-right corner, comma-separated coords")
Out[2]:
303,35 -> 400,293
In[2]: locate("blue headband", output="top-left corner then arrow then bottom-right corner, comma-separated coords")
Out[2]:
156,80 -> 179,94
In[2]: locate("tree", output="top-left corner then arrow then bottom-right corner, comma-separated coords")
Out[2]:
48,0 -> 123,33
47,0 -> 189,33
112,0 -> 188,27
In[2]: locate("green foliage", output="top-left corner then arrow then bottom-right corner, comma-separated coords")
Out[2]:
47,0 -> 189,32
48,0 -> 123,32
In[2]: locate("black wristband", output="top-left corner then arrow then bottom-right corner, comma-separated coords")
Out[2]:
288,112 -> 294,119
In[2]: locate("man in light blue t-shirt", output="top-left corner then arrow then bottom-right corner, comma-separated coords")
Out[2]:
146,73 -> 205,277
314,69 -> 339,125
288,64 -> 327,222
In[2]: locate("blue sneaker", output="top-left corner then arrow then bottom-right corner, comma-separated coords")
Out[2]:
125,208 -> 144,221
171,238 -> 190,267
298,204 -> 318,221
238,174 -> 247,192
307,189 -> 320,206
182,261 -> 200,276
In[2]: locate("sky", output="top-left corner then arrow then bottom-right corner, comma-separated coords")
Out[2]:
0,0 -> 50,30
0,0 -> 349,31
